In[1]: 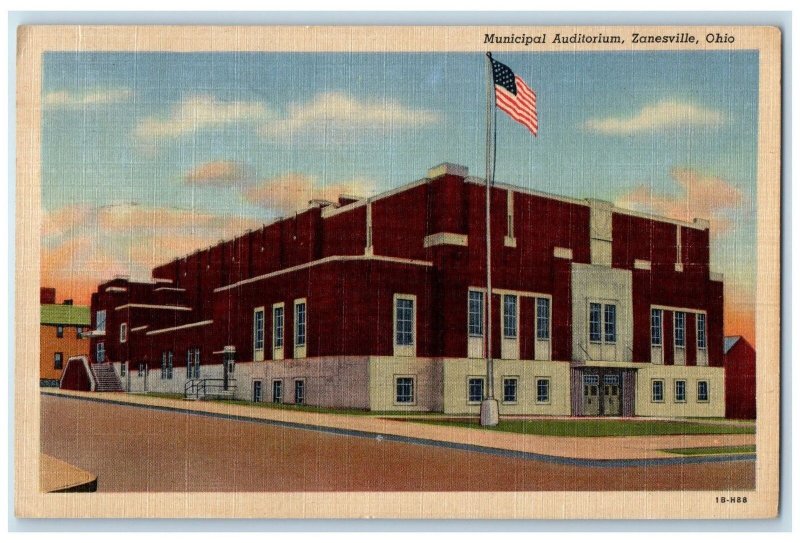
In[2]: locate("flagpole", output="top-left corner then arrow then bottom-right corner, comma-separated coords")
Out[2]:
481,52 -> 499,427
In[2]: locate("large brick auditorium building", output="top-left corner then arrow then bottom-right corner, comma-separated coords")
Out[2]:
80,163 -> 726,417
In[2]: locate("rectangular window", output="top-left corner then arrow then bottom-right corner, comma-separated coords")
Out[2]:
395,377 -> 414,404
56,325 -> 64,338
96,310 -> 106,332
503,378 -> 518,403
273,306 -> 284,349
652,379 -> 664,402
395,297 -> 414,346
651,309 -> 663,346
467,377 -> 484,403
697,380 -> 709,402
295,379 -> 306,405
468,290 -> 484,337
120,363 -> 126,377
272,380 -> 283,403
295,302 -> 306,347
253,308 -> 265,351
503,294 -> 517,338
54,352 -> 63,370
584,374 -> 599,386
697,313 -> 707,350
536,378 -> 551,403
536,298 -> 550,340
675,311 -> 686,348
589,303 -> 602,342
604,304 -> 617,343
252,380 -> 262,403
76,326 -> 83,339
120,322 -> 127,343
138,363 -> 144,377
187,348 -> 200,379
161,351 -> 173,380
675,380 -> 687,402
96,342 -> 105,363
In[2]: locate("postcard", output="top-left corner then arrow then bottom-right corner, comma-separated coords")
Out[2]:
15,24 -> 781,519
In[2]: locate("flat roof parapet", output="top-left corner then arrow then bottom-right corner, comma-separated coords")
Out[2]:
427,163 -> 468,179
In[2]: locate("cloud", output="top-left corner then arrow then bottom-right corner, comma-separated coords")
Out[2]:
41,203 -> 262,305
242,173 -> 374,214
261,92 -> 440,138
615,167 -> 744,236
41,203 -> 93,237
43,88 -> 134,108
585,99 -> 725,134
135,95 -> 271,139
183,160 -> 249,186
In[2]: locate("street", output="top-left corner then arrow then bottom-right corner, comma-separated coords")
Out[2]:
41,394 -> 755,492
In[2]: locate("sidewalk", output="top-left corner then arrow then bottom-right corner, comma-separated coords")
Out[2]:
40,454 -> 97,493
44,389 -> 755,462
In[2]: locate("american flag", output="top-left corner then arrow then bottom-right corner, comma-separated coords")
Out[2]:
490,56 -> 538,136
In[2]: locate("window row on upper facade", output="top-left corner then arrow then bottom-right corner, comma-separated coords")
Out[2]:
94,292 -> 711,366
253,298 -> 307,361
650,308 -> 708,365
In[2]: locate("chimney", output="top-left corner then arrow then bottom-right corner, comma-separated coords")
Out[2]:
40,287 -> 56,305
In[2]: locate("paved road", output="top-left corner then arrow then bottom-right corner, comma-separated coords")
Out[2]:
41,394 -> 755,492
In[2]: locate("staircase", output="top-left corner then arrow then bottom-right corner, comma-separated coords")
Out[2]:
91,363 -> 124,392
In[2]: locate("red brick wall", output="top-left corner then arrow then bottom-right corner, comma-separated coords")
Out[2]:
322,205 -> 366,257
686,312 -> 697,366
372,183 -> 429,260
88,169 -> 724,373
663,310 -> 674,365
615,213 -> 721,366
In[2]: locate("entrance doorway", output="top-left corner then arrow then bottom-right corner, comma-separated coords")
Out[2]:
603,374 -> 622,416
583,374 -> 600,415
252,380 -> 263,402
579,370 -> 626,416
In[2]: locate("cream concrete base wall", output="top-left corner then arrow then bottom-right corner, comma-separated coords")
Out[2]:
443,359 -> 572,415
264,356 -> 370,409
635,364 -> 725,418
121,362 -> 259,401
130,366 -> 188,395
368,356 -> 443,412
230,362 -> 264,401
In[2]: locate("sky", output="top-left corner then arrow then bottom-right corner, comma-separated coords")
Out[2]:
41,50 -> 759,342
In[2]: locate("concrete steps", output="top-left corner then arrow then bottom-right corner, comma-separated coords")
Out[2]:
91,364 -> 123,392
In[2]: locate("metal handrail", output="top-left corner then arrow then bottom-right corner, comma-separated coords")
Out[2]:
184,378 -> 237,400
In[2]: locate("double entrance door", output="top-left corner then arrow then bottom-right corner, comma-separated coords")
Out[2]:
582,372 -> 622,416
